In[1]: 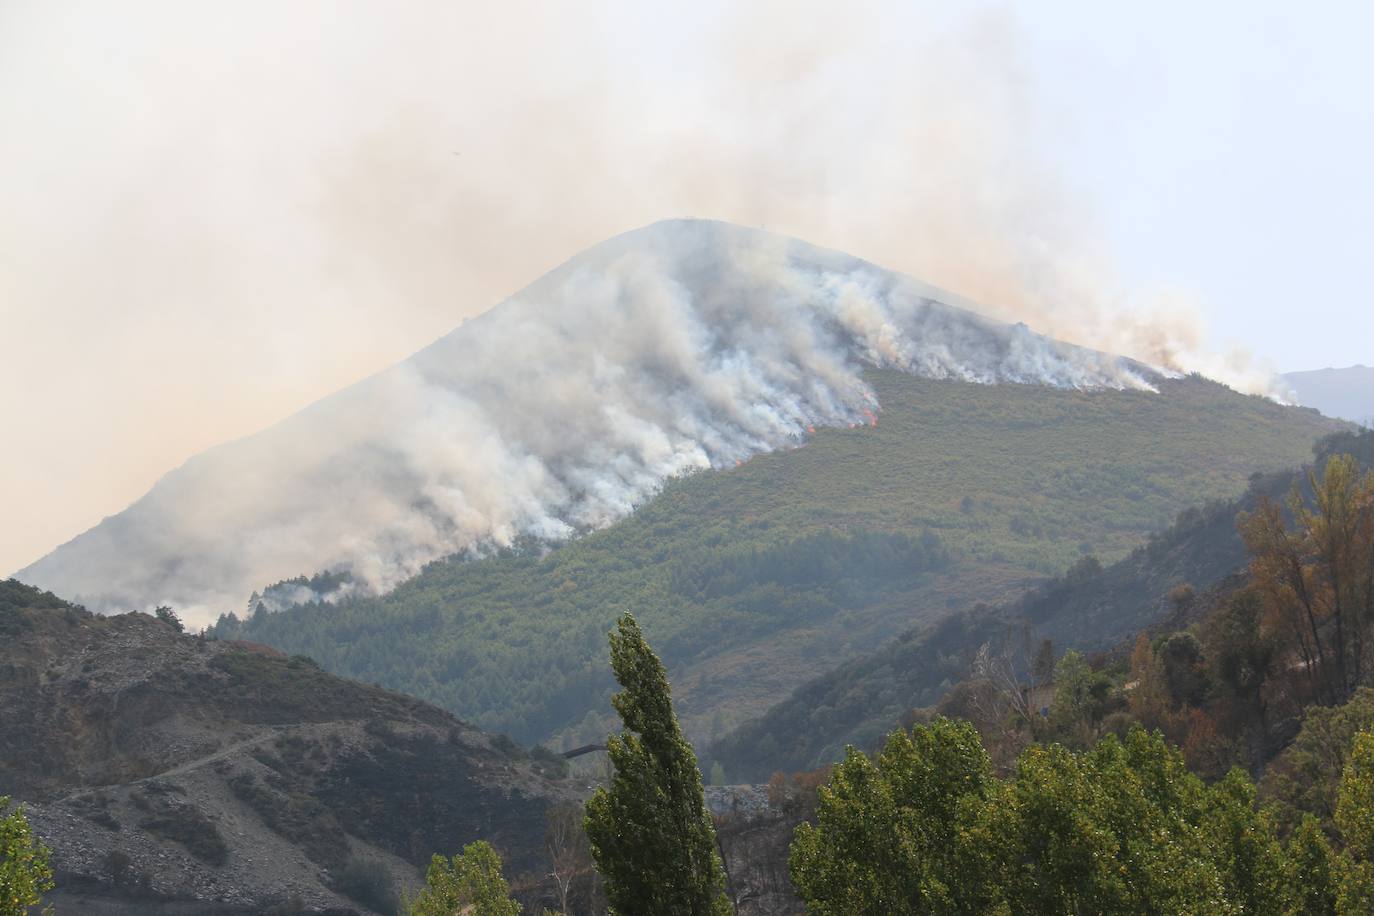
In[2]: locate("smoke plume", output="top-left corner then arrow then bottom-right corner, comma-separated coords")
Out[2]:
18,221 -> 1156,622
1,2 -> 1283,579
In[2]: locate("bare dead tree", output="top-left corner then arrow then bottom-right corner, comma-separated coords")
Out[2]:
968,637 -> 1039,749
967,626 -> 1049,758
546,801 -> 594,915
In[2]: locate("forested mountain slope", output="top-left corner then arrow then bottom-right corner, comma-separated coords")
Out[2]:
17,219 -> 1159,622
0,580 -> 574,915
710,429 -> 1374,781
212,371 -> 1341,749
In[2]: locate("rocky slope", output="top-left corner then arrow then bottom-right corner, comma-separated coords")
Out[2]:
0,581 -> 575,914
707,787 -> 802,916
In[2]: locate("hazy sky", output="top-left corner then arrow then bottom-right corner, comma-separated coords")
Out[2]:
2,0 -> 1371,576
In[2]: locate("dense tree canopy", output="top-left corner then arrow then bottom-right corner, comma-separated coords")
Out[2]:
791,719 -> 1374,915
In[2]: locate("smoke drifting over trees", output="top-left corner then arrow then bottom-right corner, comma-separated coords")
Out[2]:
1,2 -> 1292,576
19,221 -> 1155,622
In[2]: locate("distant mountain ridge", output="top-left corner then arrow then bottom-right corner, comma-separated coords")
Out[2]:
1283,364 -> 1374,427
17,219 -> 1156,621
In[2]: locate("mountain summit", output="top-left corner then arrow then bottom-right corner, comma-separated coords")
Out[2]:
18,220 -> 1155,619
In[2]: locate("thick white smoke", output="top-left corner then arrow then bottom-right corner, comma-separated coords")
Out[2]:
18,221 -> 1155,623
5,3 -> 1309,579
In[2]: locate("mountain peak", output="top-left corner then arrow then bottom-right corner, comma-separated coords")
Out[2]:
18,225 -> 1155,620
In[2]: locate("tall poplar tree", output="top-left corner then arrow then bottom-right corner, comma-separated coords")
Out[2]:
584,614 -> 731,915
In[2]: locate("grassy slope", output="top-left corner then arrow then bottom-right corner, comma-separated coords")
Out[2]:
213,371 -> 1340,747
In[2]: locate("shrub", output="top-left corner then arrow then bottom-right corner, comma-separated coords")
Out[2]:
1,797 -> 54,914
528,745 -> 569,778
154,606 -> 184,632
139,802 -> 229,865
333,858 -> 399,915
490,734 -> 526,759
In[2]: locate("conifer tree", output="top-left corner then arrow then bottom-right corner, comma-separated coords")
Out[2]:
584,614 -> 731,915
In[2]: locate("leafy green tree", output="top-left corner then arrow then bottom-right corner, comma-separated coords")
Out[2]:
1114,728 -> 1231,908
789,717 -> 1011,915
1334,729 -> 1374,915
1202,769 -> 1286,915
407,841 -> 520,916
1336,863 -> 1374,916
1262,687 -> 1374,832
1046,650 -> 1111,745
708,761 -> 726,786
789,724 -> 1311,915
153,605 -> 184,632
1009,731 -> 1231,914
583,614 -> 729,916
1011,741 -> 1128,913
0,796 -> 53,916
1336,730 -> 1374,860
1285,815 -> 1336,916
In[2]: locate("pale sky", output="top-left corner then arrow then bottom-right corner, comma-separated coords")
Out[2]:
2,0 -> 1371,576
